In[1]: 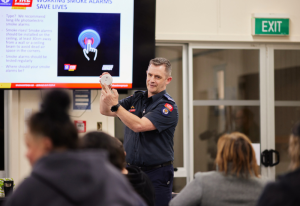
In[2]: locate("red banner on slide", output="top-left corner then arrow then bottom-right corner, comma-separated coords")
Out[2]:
12,0 -> 33,7
10,83 -> 132,89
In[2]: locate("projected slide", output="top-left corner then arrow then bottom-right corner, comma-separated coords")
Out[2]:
0,0 -> 133,89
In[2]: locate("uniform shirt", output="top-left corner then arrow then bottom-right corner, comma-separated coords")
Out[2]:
119,90 -> 178,166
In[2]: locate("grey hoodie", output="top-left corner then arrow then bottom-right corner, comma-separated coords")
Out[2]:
4,150 -> 146,206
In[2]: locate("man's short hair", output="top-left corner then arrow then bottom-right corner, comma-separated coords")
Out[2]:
149,57 -> 172,77
80,131 -> 126,171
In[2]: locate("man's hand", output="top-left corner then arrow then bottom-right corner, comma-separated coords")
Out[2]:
99,78 -> 156,132
99,72 -> 117,116
101,83 -> 119,108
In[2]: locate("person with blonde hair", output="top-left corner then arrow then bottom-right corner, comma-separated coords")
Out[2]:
257,122 -> 300,206
169,132 -> 265,206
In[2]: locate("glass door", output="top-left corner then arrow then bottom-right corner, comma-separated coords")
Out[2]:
272,45 -> 300,178
188,43 -> 270,180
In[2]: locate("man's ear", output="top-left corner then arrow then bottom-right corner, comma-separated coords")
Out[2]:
166,76 -> 172,85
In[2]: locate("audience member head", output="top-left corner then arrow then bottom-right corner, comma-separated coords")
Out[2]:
215,132 -> 259,177
289,122 -> 300,171
26,89 -> 78,166
81,131 -> 126,171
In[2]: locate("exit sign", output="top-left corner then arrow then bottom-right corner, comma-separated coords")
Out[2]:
252,14 -> 289,36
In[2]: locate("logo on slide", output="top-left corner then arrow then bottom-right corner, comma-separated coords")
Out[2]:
12,0 -> 33,7
64,64 -> 77,71
102,65 -> 114,71
0,0 -> 13,6
78,29 -> 101,61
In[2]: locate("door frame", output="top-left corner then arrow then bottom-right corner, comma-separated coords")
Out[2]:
155,43 -> 190,181
270,43 -> 300,178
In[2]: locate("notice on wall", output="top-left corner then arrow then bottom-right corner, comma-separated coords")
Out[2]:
73,90 -> 91,110
74,120 -> 86,133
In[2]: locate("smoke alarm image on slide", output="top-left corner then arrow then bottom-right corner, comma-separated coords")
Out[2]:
57,12 -> 120,77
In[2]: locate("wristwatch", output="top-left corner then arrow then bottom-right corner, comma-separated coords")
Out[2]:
111,103 -> 120,112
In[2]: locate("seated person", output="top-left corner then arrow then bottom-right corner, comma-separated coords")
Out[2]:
257,122 -> 300,206
4,90 -> 145,206
81,131 -> 155,206
169,132 -> 266,206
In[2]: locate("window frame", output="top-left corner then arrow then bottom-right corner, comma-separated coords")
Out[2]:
155,43 -> 190,180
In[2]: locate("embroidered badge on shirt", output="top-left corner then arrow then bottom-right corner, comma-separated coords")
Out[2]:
164,103 -> 173,112
161,107 -> 170,116
129,106 -> 135,112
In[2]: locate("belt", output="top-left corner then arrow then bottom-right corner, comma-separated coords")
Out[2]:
128,161 -> 173,171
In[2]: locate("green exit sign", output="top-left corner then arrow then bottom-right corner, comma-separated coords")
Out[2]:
252,14 -> 289,36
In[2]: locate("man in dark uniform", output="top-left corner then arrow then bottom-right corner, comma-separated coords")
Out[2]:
99,57 -> 178,206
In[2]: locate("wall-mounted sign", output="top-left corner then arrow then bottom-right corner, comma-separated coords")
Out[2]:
74,120 -> 86,133
252,13 -> 289,36
97,122 -> 102,131
73,90 -> 91,110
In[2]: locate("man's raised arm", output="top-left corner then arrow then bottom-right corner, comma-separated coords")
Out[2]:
101,83 -> 156,132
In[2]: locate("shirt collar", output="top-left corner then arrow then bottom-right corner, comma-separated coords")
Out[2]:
144,90 -> 167,103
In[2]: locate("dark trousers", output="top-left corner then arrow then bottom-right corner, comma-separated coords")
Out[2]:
143,164 -> 174,206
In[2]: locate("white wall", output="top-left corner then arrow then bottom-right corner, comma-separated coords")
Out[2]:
8,90 -> 114,186
156,0 -> 300,42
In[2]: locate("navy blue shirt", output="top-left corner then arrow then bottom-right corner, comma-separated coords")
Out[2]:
119,90 -> 179,166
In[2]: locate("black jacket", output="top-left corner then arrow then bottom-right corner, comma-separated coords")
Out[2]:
4,151 -> 146,206
126,165 -> 155,206
257,167 -> 300,206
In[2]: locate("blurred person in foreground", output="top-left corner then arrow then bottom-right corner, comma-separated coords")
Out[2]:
4,90 -> 145,206
81,131 -> 155,206
169,132 -> 265,206
257,122 -> 300,206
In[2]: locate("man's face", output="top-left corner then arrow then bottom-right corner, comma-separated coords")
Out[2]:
146,64 -> 172,96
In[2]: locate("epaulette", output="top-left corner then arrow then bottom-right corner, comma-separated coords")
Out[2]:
163,93 -> 175,103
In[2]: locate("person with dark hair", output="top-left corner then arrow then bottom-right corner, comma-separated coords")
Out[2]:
99,57 -> 178,206
81,131 -> 155,206
170,132 -> 265,206
4,89 -> 145,206
257,122 -> 300,206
